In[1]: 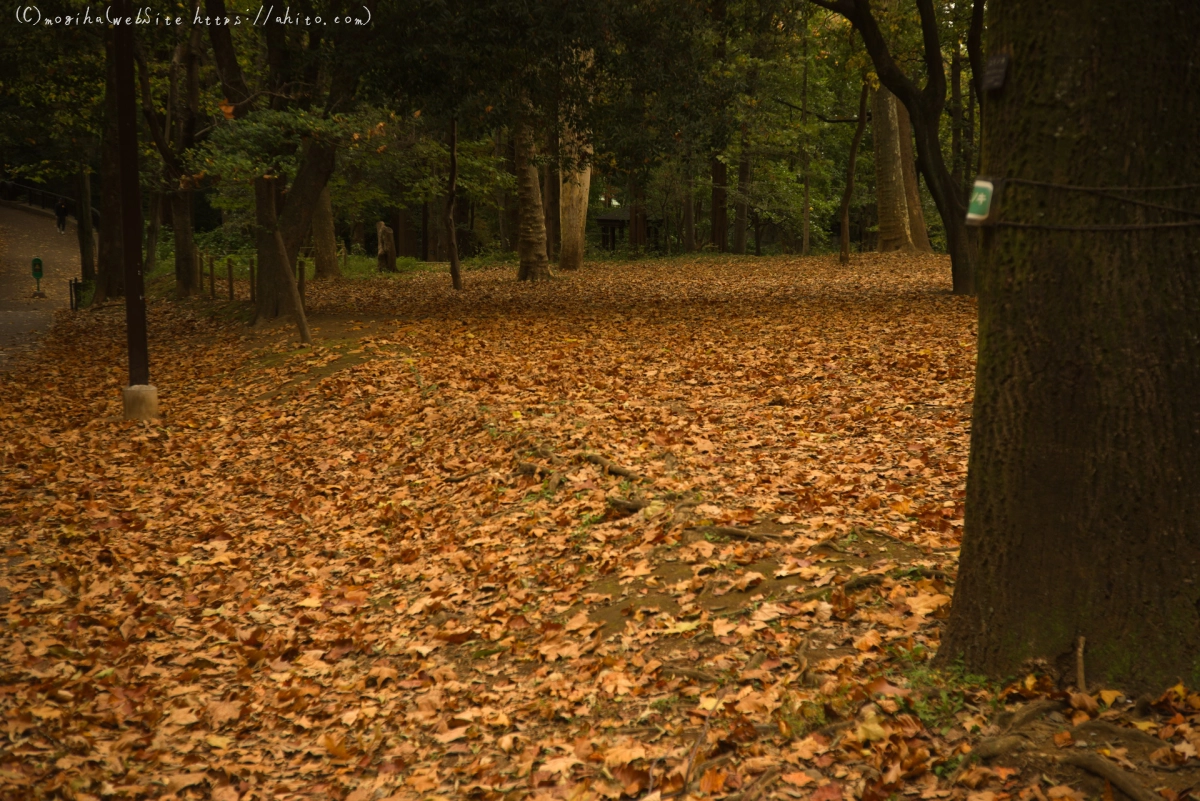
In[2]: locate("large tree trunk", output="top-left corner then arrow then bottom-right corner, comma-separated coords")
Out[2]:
896,101 -> 933,252
253,177 -> 311,343
732,147 -> 751,254
515,122 -> 551,281
872,86 -> 915,252
710,157 -> 728,252
76,166 -> 96,283
939,0 -> 1200,694
312,185 -> 339,279
558,148 -> 591,271
839,83 -> 870,265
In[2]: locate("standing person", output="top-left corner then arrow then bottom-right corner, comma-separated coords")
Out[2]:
54,198 -> 69,234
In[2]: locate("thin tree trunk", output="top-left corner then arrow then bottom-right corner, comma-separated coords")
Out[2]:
800,37 -> 812,256
97,36 -> 123,302
940,0 -> 1200,693
827,0 -> 976,292
711,157 -> 728,252
76,166 -> 96,284
542,132 -> 560,261
254,176 -> 311,343
445,118 -> 463,290
312,184 -> 339,279
515,120 -> 551,281
682,174 -> 696,252
897,101 -> 933,252
171,191 -> 196,296
732,147 -> 750,254
558,135 -> 591,271
950,43 -> 964,195
873,86 -> 915,252
144,190 -> 161,275
839,83 -> 870,265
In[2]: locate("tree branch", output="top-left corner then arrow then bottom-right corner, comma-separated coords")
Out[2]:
132,44 -> 182,177
967,0 -> 985,100
915,0 -> 947,114
806,0 -> 856,16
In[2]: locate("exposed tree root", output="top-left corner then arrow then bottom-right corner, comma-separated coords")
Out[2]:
1073,719 -> 1168,749
1059,751 -> 1162,801
730,768 -> 782,801
661,666 -> 721,683
690,525 -> 781,543
794,573 -> 884,602
972,735 -> 1031,760
583,452 -> 642,480
444,467 -> 488,483
1003,699 -> 1066,733
608,497 -> 651,515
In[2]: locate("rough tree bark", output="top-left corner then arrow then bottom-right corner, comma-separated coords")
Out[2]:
76,166 -> 96,283
376,221 -> 397,273
939,0 -> 1200,693
896,101 -> 932,251
312,185 -> 339,279
872,86 -> 915,252
514,121 -> 551,281
811,0 -> 977,294
839,83 -> 870,265
558,132 -> 591,271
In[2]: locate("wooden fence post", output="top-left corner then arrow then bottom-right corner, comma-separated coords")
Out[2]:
249,256 -> 256,303
209,253 -> 215,298
226,257 -> 234,301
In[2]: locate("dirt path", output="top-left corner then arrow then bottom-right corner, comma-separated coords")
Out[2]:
0,202 -> 77,371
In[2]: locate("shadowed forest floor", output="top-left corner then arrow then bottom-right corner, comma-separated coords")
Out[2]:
3,255 -> 1198,801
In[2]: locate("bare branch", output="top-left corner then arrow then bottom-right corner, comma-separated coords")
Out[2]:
132,44 -> 182,177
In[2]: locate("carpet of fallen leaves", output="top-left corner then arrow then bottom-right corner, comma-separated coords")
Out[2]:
3,254 -> 1197,801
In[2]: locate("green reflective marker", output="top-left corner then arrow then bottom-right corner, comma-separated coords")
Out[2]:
966,179 -> 995,225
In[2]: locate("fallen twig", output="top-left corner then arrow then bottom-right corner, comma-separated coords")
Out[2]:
1059,751 -> 1161,801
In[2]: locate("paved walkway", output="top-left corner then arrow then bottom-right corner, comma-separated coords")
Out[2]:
0,202 -> 78,371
